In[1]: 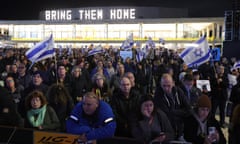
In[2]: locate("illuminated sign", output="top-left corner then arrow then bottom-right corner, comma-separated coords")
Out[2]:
79,9 -> 103,20
44,8 -> 136,21
110,9 -> 135,20
45,10 -> 72,21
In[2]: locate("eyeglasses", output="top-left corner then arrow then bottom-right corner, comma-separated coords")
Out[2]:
6,79 -> 14,83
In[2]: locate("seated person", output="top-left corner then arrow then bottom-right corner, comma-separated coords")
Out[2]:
25,90 -> 61,131
66,92 -> 116,142
183,94 -> 226,144
0,86 -> 23,127
132,94 -> 174,144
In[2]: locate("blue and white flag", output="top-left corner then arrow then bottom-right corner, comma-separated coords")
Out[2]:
25,34 -> 55,63
67,45 -> 73,56
141,37 -> 154,58
88,45 -> 104,56
231,60 -> 240,71
135,41 -> 141,49
146,37 -> 155,48
136,50 -> 145,63
159,38 -> 165,45
179,36 -> 211,67
121,33 -> 134,51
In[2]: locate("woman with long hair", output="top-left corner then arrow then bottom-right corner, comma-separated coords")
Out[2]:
46,83 -> 74,132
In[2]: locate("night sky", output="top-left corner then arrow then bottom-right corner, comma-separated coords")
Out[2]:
0,0 -> 231,20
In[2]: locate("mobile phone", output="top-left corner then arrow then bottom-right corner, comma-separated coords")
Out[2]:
159,132 -> 165,136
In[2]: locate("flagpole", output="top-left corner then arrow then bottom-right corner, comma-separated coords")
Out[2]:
51,32 -> 59,85
54,52 -> 59,85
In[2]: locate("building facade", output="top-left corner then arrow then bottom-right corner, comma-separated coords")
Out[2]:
0,7 -> 225,49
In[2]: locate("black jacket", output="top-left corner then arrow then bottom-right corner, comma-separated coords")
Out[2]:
110,88 -> 142,137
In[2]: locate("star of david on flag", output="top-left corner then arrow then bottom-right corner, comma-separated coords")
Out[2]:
179,36 -> 211,67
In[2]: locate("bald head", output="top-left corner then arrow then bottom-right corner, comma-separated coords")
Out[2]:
120,76 -> 132,97
160,73 -> 174,94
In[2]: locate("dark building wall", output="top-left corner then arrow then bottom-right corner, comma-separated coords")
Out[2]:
223,41 -> 240,59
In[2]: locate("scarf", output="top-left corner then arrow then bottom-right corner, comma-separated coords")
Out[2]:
193,112 -> 207,136
27,105 -> 47,127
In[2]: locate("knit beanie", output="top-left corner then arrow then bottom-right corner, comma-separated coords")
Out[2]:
197,94 -> 211,109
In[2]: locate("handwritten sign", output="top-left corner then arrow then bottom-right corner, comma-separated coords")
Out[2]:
34,131 -> 96,144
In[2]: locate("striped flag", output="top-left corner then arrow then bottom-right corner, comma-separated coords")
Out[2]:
121,33 -> 134,51
136,50 -> 145,63
88,45 -> 104,56
179,36 -> 211,67
25,34 -> 55,64
231,60 -> 240,71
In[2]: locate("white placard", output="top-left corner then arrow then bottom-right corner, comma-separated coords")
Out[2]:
196,80 -> 211,91
228,74 -> 237,86
120,51 -> 133,61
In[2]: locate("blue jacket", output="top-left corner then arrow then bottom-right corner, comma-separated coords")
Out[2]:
66,100 -> 116,140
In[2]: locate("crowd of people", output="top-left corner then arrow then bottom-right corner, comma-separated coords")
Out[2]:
0,47 -> 239,144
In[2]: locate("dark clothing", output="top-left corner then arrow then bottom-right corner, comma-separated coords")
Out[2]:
0,86 -> 23,127
210,73 -> 229,125
71,75 -> 90,104
24,83 -> 49,97
92,83 -> 110,102
179,84 -> 202,108
154,86 -> 192,138
229,83 -> 240,118
229,124 -> 240,144
48,96 -> 74,132
135,65 -> 152,95
17,73 -> 32,89
132,109 -> 174,144
110,88 -> 142,137
184,114 -> 226,144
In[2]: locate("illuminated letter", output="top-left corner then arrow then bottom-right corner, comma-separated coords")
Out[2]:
130,9 -> 135,19
45,11 -> 51,20
123,9 -> 129,19
79,10 -> 84,20
91,9 -> 96,20
66,10 -> 72,20
116,9 -> 122,19
51,10 -> 57,20
97,9 -> 103,20
85,10 -> 90,20
110,9 -> 116,19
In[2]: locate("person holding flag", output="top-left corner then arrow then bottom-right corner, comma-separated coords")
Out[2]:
120,33 -> 134,51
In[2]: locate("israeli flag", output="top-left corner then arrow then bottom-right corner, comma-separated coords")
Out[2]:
146,37 -> 155,48
88,45 -> 104,56
179,36 -> 211,67
136,50 -> 145,63
231,60 -> 240,71
25,34 -> 55,63
121,33 -> 134,51
67,45 -> 73,56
